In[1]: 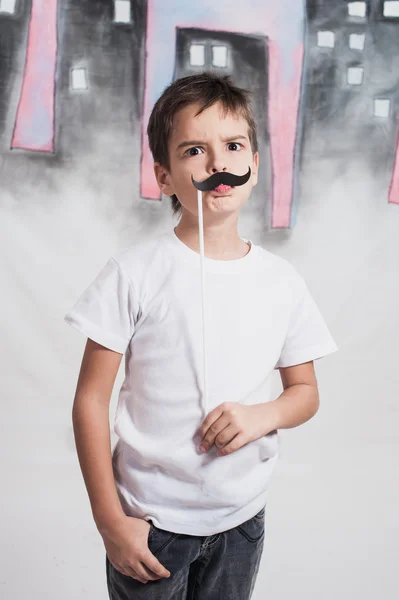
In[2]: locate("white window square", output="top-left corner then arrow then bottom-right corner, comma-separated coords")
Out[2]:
348,2 -> 367,17
212,46 -> 228,67
383,1 -> 399,17
114,0 -> 131,23
317,31 -> 335,48
347,66 -> 364,85
374,98 -> 390,118
71,68 -> 88,91
190,44 -> 205,66
0,0 -> 17,13
349,33 -> 366,50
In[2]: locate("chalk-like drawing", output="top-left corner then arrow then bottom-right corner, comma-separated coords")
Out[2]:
11,0 -> 58,152
0,0 -> 398,230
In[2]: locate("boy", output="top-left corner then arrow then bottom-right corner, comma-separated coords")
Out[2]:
65,72 -> 338,599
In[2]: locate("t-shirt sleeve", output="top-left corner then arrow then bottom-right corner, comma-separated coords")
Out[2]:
275,275 -> 338,369
64,257 -> 137,354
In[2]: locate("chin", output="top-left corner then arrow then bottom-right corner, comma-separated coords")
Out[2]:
208,198 -> 238,212
210,192 -> 248,207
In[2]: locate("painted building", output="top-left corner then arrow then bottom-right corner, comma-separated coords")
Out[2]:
141,0 -> 305,227
306,0 -> 399,205
1,0 -> 398,230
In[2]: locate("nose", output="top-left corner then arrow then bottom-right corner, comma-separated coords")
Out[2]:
207,147 -> 227,174
209,158 -> 227,174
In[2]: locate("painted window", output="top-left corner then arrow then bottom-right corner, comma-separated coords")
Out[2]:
114,0 -> 131,24
374,98 -> 390,118
317,31 -> 335,48
0,0 -> 17,14
347,2 -> 367,17
71,68 -> 88,91
349,33 -> 366,50
190,44 -> 205,66
383,1 -> 399,17
212,45 -> 228,67
347,66 -> 364,85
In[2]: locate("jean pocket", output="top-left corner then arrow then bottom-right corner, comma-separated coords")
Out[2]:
252,506 -> 266,522
236,507 -> 265,543
147,521 -> 179,557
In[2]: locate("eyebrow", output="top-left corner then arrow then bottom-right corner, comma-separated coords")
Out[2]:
176,135 -> 248,152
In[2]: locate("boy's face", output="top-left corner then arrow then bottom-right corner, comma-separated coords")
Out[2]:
154,101 -> 259,219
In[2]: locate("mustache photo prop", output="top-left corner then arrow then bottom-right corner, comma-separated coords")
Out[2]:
191,166 -> 252,421
191,166 -> 252,191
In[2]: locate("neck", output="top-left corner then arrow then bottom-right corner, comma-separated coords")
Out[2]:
174,216 -> 249,260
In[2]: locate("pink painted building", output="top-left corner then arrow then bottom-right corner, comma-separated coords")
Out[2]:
141,0 -> 306,228
10,0 -> 58,154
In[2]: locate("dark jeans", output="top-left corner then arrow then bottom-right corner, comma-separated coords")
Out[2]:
106,505 -> 266,600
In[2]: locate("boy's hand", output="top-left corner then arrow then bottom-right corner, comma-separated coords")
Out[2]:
101,515 -> 171,584
199,402 -> 274,457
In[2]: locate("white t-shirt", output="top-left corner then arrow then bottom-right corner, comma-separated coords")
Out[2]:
65,229 -> 338,536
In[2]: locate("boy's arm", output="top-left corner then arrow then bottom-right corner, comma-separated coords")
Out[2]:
72,338 -> 126,536
268,361 -> 320,430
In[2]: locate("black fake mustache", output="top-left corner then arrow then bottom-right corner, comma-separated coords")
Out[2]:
191,167 -> 251,192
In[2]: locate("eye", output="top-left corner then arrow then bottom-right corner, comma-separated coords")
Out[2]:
227,142 -> 243,151
184,146 -> 204,157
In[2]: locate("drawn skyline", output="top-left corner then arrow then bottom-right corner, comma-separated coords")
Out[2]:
0,0 -> 398,229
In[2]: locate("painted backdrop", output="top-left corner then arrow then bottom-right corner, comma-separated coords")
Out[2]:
1,2 -> 398,600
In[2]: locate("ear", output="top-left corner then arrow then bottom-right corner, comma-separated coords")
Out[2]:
153,162 -> 175,196
251,152 -> 259,187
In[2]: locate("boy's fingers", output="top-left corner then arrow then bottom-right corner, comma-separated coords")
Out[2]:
137,563 -> 162,581
144,553 -> 171,579
126,568 -> 147,582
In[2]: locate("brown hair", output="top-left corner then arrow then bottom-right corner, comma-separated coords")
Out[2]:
147,72 -> 258,219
